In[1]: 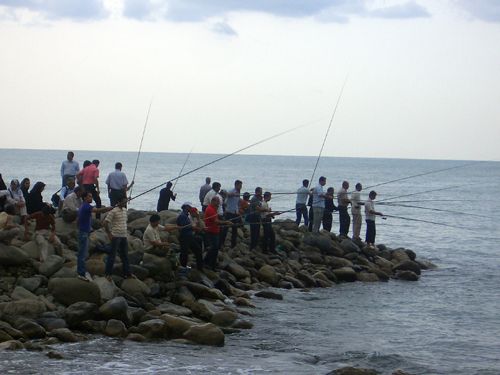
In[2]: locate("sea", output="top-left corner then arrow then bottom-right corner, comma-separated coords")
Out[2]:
0,148 -> 499,375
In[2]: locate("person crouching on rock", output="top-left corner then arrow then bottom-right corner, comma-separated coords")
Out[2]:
24,203 -> 62,261
203,196 -> 232,270
176,202 -> 204,272
103,193 -> 136,281
0,205 -> 21,245
77,191 -> 112,282
143,214 -> 176,256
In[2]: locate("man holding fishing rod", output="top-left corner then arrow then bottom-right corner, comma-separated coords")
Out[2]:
338,181 -> 351,238
365,190 -> 383,248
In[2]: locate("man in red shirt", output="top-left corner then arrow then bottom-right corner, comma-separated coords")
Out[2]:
203,196 -> 231,270
77,159 -> 102,218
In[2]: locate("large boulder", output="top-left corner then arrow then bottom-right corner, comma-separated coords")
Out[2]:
120,278 -> 151,297
64,302 -> 98,328
225,261 -> 250,280
0,299 -> 46,318
393,260 -> 421,275
302,234 -> 341,255
50,327 -> 79,342
257,265 -> 279,286
141,253 -> 173,281
181,281 -> 225,301
160,314 -> 196,338
0,244 -> 30,266
137,319 -> 168,339
340,239 -> 360,254
396,270 -> 419,281
11,286 -> 38,301
391,249 -> 411,263
39,255 -> 65,277
17,277 -> 43,293
48,278 -> 101,306
326,256 -> 353,269
36,317 -> 67,331
99,297 -> 130,324
332,267 -> 357,282
92,277 -> 119,301
157,302 -> 192,317
183,323 -> 225,346
0,321 -> 23,339
104,319 -> 127,337
17,320 -> 46,339
211,311 -> 238,327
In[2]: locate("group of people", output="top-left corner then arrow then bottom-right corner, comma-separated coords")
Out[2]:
296,177 -> 383,247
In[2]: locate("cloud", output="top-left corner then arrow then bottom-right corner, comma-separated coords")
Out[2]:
121,0 -> 430,23
456,0 -> 500,23
369,1 -> 430,19
211,20 -> 237,36
0,0 -> 108,21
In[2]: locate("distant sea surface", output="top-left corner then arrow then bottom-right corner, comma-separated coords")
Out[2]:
1,148 -> 499,374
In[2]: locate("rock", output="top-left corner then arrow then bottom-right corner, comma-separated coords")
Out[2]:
255,290 -> 283,300
52,266 -> 78,279
157,302 -> 192,317
183,323 -> 225,346
48,278 -> 101,306
233,297 -> 255,308
392,370 -> 415,375
0,330 -> 13,342
374,256 -> 393,273
20,241 -> 40,259
128,216 -> 150,231
0,340 -> 24,350
37,317 -> 67,331
296,271 -> 316,287
326,256 -> 353,269
104,319 -> 127,337
327,367 -> 379,375
332,267 -> 357,282
283,275 -> 305,289
172,286 -> 196,306
0,321 -> 23,339
126,333 -> 147,342
126,209 -> 148,223
0,299 -> 46,318
186,300 -> 217,321
257,265 -> 279,286
211,311 -> 238,327
39,255 -> 64,277
391,249 -> 411,263
404,249 -> 417,261
46,350 -> 64,359
181,281 -> 225,301
11,286 -> 38,301
120,278 -> 151,297
225,261 -> 251,280
303,234 -> 341,255
232,319 -> 253,329
396,270 -> 419,281
137,319 -> 168,339
160,314 -> 196,338
99,297 -> 130,324
17,277 -> 43,293
64,302 -> 98,328
92,276 -> 119,301
141,253 -> 173,281
0,244 -> 30,266
50,328 -> 78,342
340,239 -> 360,253
17,320 -> 46,339
278,280 -> 293,289
356,272 -> 380,282
80,320 -> 106,333
214,278 -> 232,296
393,260 -> 421,275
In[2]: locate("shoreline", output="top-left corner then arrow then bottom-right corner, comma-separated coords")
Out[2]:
0,208 -> 434,372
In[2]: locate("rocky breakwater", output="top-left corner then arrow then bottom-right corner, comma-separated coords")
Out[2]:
0,209 -> 435,356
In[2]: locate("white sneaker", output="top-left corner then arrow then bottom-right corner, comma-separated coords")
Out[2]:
85,272 -> 93,282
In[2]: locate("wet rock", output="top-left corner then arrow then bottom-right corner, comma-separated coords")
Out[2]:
80,320 -> 106,333
17,320 -> 46,339
39,255 -> 64,277
183,323 -> 225,346
52,266 -> 78,279
141,253 -> 173,281
374,256 -> 393,273
46,350 -> 64,359
326,256 -> 353,269
186,300 -> 216,321
233,297 -> 255,308
50,328 -> 78,342
104,319 -> 127,337
0,321 -> 23,339
393,260 -> 421,275
278,280 -> 293,289
327,367 -> 379,375
332,267 -> 357,282
11,286 -> 38,301
396,270 -> 419,281
340,239 -> 361,254
356,272 -> 380,282
48,278 -> 101,306
0,330 -> 13,342
160,314 -> 196,338
157,302 -> 192,317
0,299 -> 47,318
65,302 -> 98,328
121,278 -> 151,297
257,265 -> 279,286
404,249 -> 416,261
296,271 -> 316,287
255,290 -> 283,300
211,311 -> 238,327
0,244 -> 30,266
137,319 -> 168,339
37,317 -> 67,331
283,275 -> 305,289
99,297 -> 130,324
181,281 -> 225,301
391,249 -> 411,263
0,340 -> 25,350
232,319 -> 253,329
225,261 -> 251,280
415,259 -> 437,270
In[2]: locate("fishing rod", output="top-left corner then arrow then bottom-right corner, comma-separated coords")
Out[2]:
172,146 -> 194,191
364,161 -> 479,190
130,98 -> 153,197
129,121 -> 312,203
377,184 -> 464,203
382,214 -> 464,229
378,202 -> 491,218
309,76 -> 348,186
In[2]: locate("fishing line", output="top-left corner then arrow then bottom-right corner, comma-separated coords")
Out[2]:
172,146 -> 194,192
382,214 -> 464,229
377,184 -> 464,203
130,98 -> 153,197
378,202 -> 491,218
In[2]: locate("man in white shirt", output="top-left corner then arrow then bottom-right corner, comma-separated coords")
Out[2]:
351,183 -> 364,240
105,162 -> 134,206
143,214 -> 175,256
203,182 -> 223,215
295,179 -> 310,226
337,180 -> 351,237
312,176 -> 329,233
365,190 -> 383,248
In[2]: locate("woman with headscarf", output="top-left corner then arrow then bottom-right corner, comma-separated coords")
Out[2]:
20,178 -> 30,202
7,179 -> 27,220
26,181 -> 46,214
0,174 -> 7,212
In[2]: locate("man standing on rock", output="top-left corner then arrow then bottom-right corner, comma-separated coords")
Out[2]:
295,179 -> 310,227
105,162 -> 134,206
60,151 -> 80,187
176,202 -> 204,272
337,180 -> 351,238
203,196 -> 231,270
312,176 -> 329,233
77,160 -> 102,219
365,190 -> 383,248
351,183 -> 364,241
103,193 -> 135,281
77,191 -> 112,281
220,179 -> 242,249
248,187 -> 265,249
199,177 -> 211,211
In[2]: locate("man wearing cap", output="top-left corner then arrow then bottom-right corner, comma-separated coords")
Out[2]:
176,202 -> 204,271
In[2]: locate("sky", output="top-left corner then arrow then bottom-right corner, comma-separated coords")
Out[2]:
0,0 -> 499,161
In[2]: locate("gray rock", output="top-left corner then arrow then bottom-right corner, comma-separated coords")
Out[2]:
92,276 -> 119,301
36,317 -> 67,331
396,270 -> 419,281
120,278 -> 151,297
17,277 -> 43,293
0,244 -> 30,266
211,311 -> 238,327
0,299 -> 47,318
340,239 -> 361,254
393,260 -> 421,275
327,367 -> 379,375
257,265 -> 279,286
356,272 -> 380,282
50,328 -> 78,342
225,261 -> 250,280
0,321 -> 23,339
141,253 -> 173,281
160,314 -> 196,338
39,255 -> 65,277
80,320 -> 106,333
99,297 -> 130,324
65,302 -> 98,328
137,319 -> 168,339
0,330 -> 13,342
157,302 -> 192,317
181,281 -> 225,301
17,320 -> 46,339
255,290 -> 283,300
332,267 -> 357,282
51,266 -> 78,279
104,319 -> 127,337
0,340 -> 24,350
11,286 -> 38,301
183,323 -> 225,346
48,278 -> 101,306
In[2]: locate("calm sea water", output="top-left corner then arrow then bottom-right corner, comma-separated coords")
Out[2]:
1,149 -> 499,375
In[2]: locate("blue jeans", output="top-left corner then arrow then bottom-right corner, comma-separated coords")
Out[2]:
295,203 -> 308,226
105,237 -> 131,277
77,231 -> 89,276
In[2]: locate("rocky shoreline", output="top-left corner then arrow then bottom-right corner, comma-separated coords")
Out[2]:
0,209 -> 435,372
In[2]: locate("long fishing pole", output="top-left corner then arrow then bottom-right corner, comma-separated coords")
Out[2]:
364,161 -> 479,190
130,98 -> 153,197
383,214 -> 464,229
172,146 -> 194,191
129,121 -> 312,203
310,76 -> 348,186
377,184 -> 464,203
378,202 -> 491,218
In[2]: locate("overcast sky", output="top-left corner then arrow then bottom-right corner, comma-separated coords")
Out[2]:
0,0 -> 499,161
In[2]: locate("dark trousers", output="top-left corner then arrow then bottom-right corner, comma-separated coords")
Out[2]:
248,214 -> 261,250
179,235 -> 203,270
204,232 -> 220,270
220,212 -> 242,248
295,203 -> 308,226
308,207 -> 314,232
109,189 -> 124,207
262,219 -> 275,253
105,237 -> 130,276
83,184 -> 102,219
322,211 -> 333,232
338,206 -> 351,236
365,219 -> 376,244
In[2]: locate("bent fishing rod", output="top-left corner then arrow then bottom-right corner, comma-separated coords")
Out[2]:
129,98 -> 153,197
129,121 -> 314,203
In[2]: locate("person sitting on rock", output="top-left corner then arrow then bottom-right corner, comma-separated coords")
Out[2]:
0,205 -> 21,245
143,214 -> 176,256
26,181 -> 46,215
6,179 -> 28,222
176,202 -> 204,272
24,203 -> 62,261
60,186 -> 84,223
103,192 -> 135,281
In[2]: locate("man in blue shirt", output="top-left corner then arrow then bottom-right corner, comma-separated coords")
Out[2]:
77,191 -> 112,281
220,179 -> 242,248
60,151 -> 80,187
